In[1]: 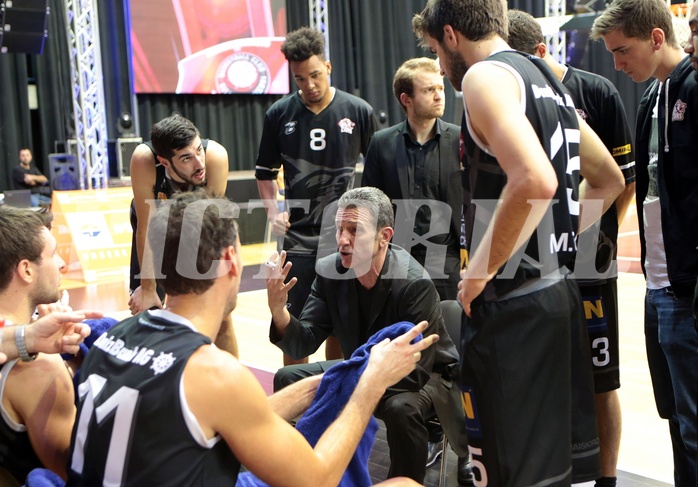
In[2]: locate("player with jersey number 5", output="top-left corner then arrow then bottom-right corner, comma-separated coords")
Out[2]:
65,190 -> 429,487
256,26 -> 377,367
412,0 -> 624,485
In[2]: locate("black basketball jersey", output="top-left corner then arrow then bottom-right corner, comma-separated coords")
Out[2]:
67,311 -> 240,487
562,66 -> 635,250
145,139 -> 209,201
462,51 -> 580,299
255,89 -> 375,253
0,360 -> 43,483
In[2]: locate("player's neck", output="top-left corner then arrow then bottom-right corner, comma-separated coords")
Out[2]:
0,290 -> 33,325
473,36 -> 511,64
302,86 -> 335,114
163,293 -> 226,341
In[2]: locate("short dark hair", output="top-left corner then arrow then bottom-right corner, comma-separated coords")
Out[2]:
338,187 -> 394,230
413,0 -> 507,47
507,10 -> 545,55
591,0 -> 678,48
150,114 -> 201,160
0,206 -> 54,292
148,189 -> 239,296
393,57 -> 441,112
281,27 -> 326,62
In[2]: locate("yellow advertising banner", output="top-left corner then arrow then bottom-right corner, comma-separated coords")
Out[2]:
52,188 -> 132,283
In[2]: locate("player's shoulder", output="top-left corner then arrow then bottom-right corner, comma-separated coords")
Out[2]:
130,143 -> 157,166
334,89 -> 373,111
6,352 -> 71,393
267,91 -> 301,112
566,66 -> 618,95
186,343 -> 244,383
203,139 -> 228,159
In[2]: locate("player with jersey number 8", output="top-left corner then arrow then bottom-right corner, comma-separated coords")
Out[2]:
255,26 -> 377,367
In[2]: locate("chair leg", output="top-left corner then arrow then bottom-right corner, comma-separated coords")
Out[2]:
438,436 -> 449,486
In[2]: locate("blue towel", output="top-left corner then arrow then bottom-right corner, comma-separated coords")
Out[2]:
238,321 -> 420,487
23,468 -> 64,487
60,317 -> 118,400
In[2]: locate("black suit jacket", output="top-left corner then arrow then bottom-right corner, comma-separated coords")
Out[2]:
361,119 -> 462,252
271,245 -> 468,454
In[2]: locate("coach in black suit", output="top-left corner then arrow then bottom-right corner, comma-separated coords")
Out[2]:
362,57 -> 462,301
265,187 -> 468,483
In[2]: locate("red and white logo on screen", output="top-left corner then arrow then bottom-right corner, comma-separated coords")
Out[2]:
215,52 -> 271,94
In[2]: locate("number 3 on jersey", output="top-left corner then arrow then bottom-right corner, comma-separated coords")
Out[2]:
309,128 -> 326,151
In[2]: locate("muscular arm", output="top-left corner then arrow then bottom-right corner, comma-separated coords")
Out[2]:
267,374 -> 323,421
186,323 -> 437,487
257,179 -> 289,236
576,117 -> 625,233
458,63 -> 558,313
614,182 -> 636,227
201,140 -> 229,197
129,144 -> 161,310
6,354 -> 76,479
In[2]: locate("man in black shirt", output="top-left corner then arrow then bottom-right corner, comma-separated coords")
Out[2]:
363,57 -> 462,302
12,148 -> 51,207
267,187 -> 468,483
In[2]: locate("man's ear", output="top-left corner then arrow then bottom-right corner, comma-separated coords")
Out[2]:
326,60 -> 332,76
443,25 -> 459,48
379,226 -> 394,247
651,27 -> 665,49
535,42 -> 548,59
156,155 -> 171,168
16,259 -> 33,284
399,92 -> 412,110
221,245 -> 240,277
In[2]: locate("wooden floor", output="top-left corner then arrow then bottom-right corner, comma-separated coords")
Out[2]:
67,242 -> 674,486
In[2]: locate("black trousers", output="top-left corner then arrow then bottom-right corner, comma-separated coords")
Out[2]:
275,361 -> 435,482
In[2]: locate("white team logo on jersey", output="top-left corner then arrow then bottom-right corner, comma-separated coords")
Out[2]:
672,99 -> 687,122
150,351 -> 176,375
284,121 -> 297,135
338,118 -> 356,134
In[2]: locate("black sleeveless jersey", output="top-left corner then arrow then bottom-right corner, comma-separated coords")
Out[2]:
462,51 -> 581,299
67,311 -> 240,487
145,139 -> 209,201
562,66 -> 635,268
0,360 -> 43,483
255,89 -> 375,254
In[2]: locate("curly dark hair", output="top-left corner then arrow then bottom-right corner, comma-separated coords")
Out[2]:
0,206 -> 53,292
150,114 -> 200,160
148,189 -> 239,296
281,27 -> 326,62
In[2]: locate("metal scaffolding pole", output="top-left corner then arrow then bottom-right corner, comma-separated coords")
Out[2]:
545,0 -> 566,64
65,0 -> 108,190
308,0 -> 329,60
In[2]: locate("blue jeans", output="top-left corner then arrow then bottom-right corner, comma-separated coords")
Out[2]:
645,287 -> 698,486
30,193 -> 52,207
